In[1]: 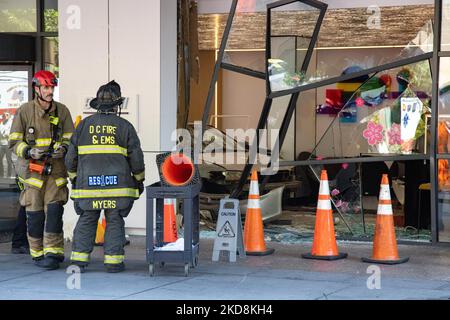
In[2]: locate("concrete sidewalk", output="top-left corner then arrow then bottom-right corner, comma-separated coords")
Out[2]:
1,237 -> 450,300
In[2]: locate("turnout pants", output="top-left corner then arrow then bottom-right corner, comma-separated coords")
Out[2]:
19,176 -> 68,260
71,203 -> 132,266
11,206 -> 29,249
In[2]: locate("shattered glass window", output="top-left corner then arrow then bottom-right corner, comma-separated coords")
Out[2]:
266,95 -> 296,161
268,2 -> 321,91
199,0 -> 437,243
297,59 -> 433,239
268,2 -> 434,93
222,0 -> 280,73
310,60 -> 432,159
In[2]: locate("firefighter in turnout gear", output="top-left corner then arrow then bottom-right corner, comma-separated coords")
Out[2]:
9,70 -> 74,270
66,80 -> 145,273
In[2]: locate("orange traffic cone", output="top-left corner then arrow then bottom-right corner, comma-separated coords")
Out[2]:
74,115 -> 82,128
243,170 -> 275,256
362,174 -> 409,265
302,170 -> 347,260
95,214 -> 106,246
164,198 -> 178,243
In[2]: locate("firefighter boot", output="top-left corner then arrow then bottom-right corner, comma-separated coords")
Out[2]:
105,262 -> 125,273
35,256 -> 60,270
11,246 -> 30,254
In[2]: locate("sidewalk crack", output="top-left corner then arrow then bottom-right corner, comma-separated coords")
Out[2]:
114,277 -> 195,300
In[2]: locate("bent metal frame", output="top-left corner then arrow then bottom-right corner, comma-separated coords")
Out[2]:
201,0 -> 448,244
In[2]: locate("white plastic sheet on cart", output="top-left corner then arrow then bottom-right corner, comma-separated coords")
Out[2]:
154,238 -> 185,251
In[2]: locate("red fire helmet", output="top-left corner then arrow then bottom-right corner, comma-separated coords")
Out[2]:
32,70 -> 58,87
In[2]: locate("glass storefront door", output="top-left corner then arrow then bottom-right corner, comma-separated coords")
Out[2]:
0,65 -> 32,229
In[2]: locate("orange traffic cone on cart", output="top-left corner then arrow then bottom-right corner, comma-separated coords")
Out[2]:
243,170 -> 275,256
164,199 -> 178,243
362,174 -> 409,264
95,214 -> 106,246
302,170 -> 347,260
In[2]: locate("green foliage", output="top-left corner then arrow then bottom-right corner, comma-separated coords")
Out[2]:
283,71 -> 306,88
0,8 -> 58,32
0,9 -> 36,32
409,60 -> 433,94
44,9 -> 58,32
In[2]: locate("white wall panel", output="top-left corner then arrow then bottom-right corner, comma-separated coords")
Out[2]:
59,0 -> 110,239
59,0 -> 109,118
60,0 -> 167,236
109,0 -> 161,230
109,0 -> 160,152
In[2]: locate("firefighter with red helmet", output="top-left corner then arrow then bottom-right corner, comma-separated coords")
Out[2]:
8,70 -> 74,270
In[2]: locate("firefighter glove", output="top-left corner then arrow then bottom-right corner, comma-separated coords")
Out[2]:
138,182 -> 144,195
28,148 -> 46,160
52,145 -> 67,159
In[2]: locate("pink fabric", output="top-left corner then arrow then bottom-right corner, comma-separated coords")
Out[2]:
387,123 -> 402,145
356,97 -> 365,107
363,121 -> 384,146
340,201 -> 349,212
331,189 -> 340,196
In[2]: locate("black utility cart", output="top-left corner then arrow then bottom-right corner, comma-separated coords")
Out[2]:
146,182 -> 201,276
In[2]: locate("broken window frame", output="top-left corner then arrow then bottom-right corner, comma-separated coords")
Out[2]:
201,0 -> 449,244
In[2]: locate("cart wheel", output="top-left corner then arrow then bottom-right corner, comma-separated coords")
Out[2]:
149,264 -> 154,277
184,263 -> 189,277
159,262 -> 165,268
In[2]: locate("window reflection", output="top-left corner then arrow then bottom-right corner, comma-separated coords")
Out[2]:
0,71 -> 29,179
44,0 -> 58,32
310,60 -> 432,159
268,4 -> 434,93
442,0 -> 450,51
223,0 -> 280,73
0,0 -> 36,32
43,37 -> 59,77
